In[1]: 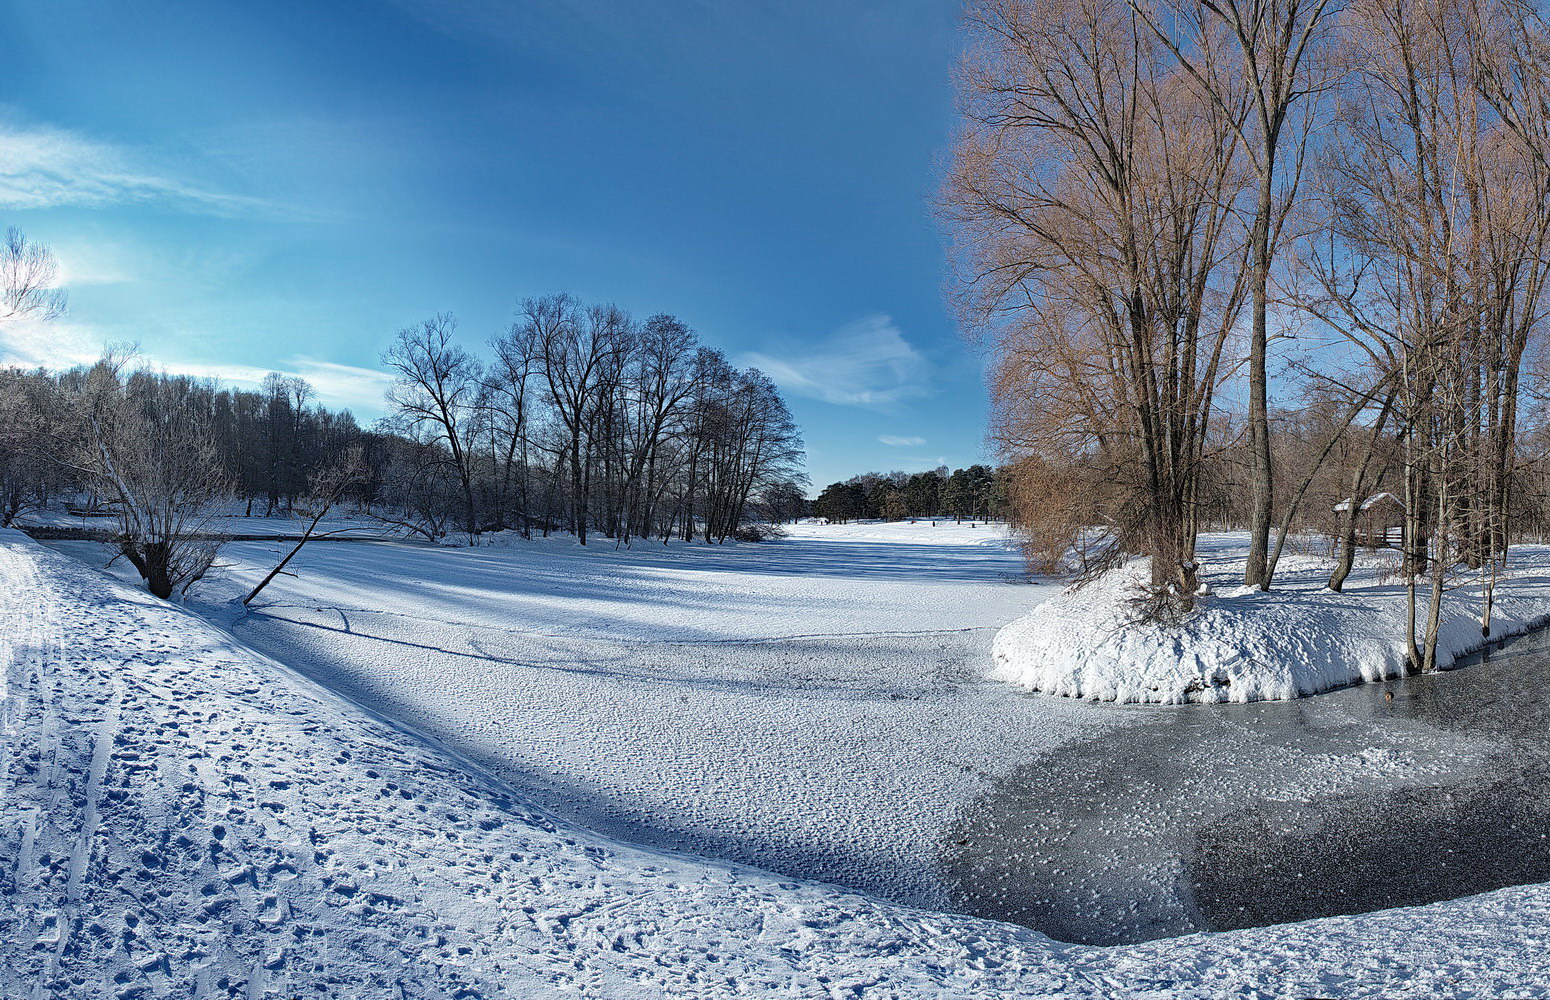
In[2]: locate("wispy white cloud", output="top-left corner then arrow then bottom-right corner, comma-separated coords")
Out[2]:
0,318 -> 104,370
742,314 -> 929,410
149,356 -> 394,414
0,119 -> 268,214
0,320 -> 391,414
879,434 -> 926,447
287,358 -> 396,413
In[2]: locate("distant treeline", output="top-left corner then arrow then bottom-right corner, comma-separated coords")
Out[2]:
810,465 -> 1005,523
0,294 -> 808,593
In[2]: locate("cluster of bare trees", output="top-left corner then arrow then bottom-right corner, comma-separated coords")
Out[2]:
0,326 -> 803,601
0,366 -> 362,537
946,0 -> 1550,663
12,357 -> 361,599
380,295 -> 806,546
214,373 -> 365,517
0,355 -> 237,598
1300,0 -> 1550,666
0,222 -> 806,597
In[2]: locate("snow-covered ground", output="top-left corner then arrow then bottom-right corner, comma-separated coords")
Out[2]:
11,522 -> 1550,996
993,532 -> 1550,703
61,519 -> 1106,910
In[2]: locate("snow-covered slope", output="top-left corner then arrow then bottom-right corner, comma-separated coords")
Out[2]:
173,519 -> 1093,912
1,527 -> 1064,997
992,533 -> 1550,703
8,527 -> 1550,996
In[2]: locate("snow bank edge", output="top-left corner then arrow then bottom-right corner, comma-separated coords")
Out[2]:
990,552 -> 1550,704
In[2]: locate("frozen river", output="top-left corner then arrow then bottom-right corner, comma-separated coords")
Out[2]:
47,521 -> 1111,913
947,628 -> 1550,943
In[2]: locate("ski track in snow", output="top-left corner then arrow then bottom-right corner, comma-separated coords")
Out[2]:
7,525 -> 1550,996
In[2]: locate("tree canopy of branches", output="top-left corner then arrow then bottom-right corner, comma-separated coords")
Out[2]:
948,0 -> 1550,658
65,359 -> 231,599
1299,0 -> 1550,666
946,0 -> 1254,609
384,295 -> 807,547
0,227 -> 66,324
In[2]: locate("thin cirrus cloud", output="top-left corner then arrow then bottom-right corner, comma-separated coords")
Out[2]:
0,319 -> 392,416
742,314 -> 929,410
0,318 -> 105,370
878,435 -> 925,447
147,356 -> 394,415
0,118 -> 268,215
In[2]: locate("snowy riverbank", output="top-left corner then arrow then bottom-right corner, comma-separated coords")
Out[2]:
10,527 -> 1550,996
992,533 -> 1550,703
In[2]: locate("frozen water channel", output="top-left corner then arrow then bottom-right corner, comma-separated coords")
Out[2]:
945,629 -> 1550,944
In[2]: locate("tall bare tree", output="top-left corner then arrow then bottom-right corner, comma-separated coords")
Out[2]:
523,296 -> 633,545
68,357 -> 230,599
383,314 -> 482,544
1299,0 -> 1550,666
946,0 -> 1253,611
485,320 -> 541,536
243,447 -> 369,605
1130,0 -> 1337,589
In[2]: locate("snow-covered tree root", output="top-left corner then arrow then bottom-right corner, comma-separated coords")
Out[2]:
992,539 -> 1550,704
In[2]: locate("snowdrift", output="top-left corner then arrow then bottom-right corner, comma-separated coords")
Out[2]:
991,535 -> 1550,703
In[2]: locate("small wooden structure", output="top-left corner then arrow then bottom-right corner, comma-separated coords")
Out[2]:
1332,492 -> 1404,549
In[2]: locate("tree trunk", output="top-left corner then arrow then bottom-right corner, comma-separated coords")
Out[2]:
1244,177 -> 1275,589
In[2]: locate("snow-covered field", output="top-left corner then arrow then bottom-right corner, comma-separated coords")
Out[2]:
178,520 -> 1105,909
993,532 -> 1550,703
9,523 -> 1550,996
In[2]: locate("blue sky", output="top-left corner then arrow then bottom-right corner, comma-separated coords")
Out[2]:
0,0 -> 992,488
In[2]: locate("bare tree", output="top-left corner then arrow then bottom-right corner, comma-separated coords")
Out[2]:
485,319 -> 541,535
243,448 -> 369,605
620,314 -> 698,544
1299,0 -> 1550,667
383,314 -> 482,544
1130,0 -> 1337,589
0,227 -> 66,324
523,295 -> 634,545
68,357 -> 231,599
946,0 -> 1253,612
